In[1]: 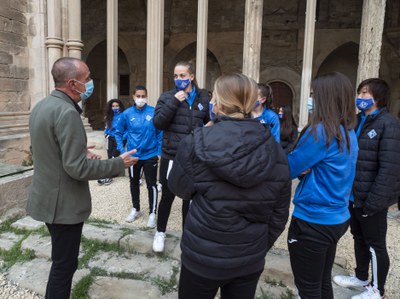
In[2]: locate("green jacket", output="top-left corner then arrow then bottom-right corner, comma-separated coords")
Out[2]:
28,90 -> 124,224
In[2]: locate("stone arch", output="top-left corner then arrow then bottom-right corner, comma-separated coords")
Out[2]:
260,67 -> 301,122
317,42 -> 359,88
167,42 -> 221,92
84,40 -> 130,130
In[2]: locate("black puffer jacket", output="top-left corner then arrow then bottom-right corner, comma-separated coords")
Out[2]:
153,88 -> 210,160
168,116 -> 291,280
353,108 -> 400,215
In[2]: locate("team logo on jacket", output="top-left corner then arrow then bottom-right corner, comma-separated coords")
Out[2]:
146,115 -> 152,121
367,129 -> 377,139
198,103 -> 204,111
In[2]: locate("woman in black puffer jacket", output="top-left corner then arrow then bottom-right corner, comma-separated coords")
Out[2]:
168,73 -> 291,299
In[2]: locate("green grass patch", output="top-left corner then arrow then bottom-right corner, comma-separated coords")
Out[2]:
0,240 -> 36,270
150,264 -> 179,295
78,237 -> 123,268
71,274 -> 93,299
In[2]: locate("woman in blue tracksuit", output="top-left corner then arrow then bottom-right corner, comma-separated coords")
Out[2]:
287,72 -> 358,299
115,85 -> 162,228
98,99 -> 126,185
253,83 -> 280,143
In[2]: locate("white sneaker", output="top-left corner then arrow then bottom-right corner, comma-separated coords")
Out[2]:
152,231 -> 165,253
351,286 -> 383,299
147,213 -> 156,228
125,208 -> 141,223
333,274 -> 369,289
157,183 -> 162,192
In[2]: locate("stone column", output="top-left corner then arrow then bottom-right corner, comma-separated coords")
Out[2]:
299,0 -> 317,130
146,0 -> 165,106
196,0 -> 208,89
107,0 -> 118,100
242,0 -> 263,82
356,0 -> 387,85
66,0 -> 84,59
45,0 -> 64,93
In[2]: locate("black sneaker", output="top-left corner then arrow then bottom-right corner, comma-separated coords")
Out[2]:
97,179 -> 105,185
103,178 -> 113,185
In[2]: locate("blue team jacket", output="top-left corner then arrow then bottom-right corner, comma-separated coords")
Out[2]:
288,124 -> 358,225
104,112 -> 124,138
115,104 -> 162,160
255,107 -> 280,143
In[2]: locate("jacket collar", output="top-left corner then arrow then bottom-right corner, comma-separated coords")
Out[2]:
52,89 -> 83,115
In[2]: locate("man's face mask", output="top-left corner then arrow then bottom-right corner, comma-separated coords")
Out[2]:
75,79 -> 94,102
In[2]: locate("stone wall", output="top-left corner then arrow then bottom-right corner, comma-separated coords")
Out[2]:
0,0 -> 31,165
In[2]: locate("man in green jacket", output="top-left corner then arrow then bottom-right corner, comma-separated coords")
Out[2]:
28,57 -> 138,299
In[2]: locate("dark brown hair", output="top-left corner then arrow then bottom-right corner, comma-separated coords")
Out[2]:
105,99 -> 125,129
280,105 -> 297,141
357,78 -> 390,109
298,72 -> 356,151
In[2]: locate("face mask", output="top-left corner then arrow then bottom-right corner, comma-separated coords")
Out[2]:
209,102 -> 216,121
112,108 -> 120,113
356,97 -> 374,111
254,99 -> 261,109
307,97 -> 314,113
278,113 -> 283,119
175,78 -> 191,91
75,79 -> 94,102
135,98 -> 147,108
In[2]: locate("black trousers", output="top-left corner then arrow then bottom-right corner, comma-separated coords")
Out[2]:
349,204 -> 389,296
288,217 -> 349,299
107,136 -> 120,159
128,156 -> 159,214
45,222 -> 83,299
178,264 -> 262,299
156,157 -> 190,232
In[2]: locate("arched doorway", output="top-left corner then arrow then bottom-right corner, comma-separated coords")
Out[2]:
168,42 -> 221,92
85,41 -> 130,130
268,81 -> 294,111
317,42 -> 359,89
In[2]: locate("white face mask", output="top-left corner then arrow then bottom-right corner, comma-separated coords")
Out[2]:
135,97 -> 147,108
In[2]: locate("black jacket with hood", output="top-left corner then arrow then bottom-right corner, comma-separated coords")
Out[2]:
168,116 -> 291,280
353,108 -> 400,215
153,87 -> 210,160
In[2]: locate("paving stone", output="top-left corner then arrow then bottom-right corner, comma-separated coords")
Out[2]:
20,234 -> 51,259
88,276 -> 162,299
0,232 -> 23,251
82,223 -> 125,244
88,251 -> 177,281
10,216 -> 44,231
120,230 -> 153,254
7,258 -> 88,296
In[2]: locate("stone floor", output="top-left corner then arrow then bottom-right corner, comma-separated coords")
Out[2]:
0,216 -> 364,299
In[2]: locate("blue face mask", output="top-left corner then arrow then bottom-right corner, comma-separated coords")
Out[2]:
356,97 -> 374,111
209,102 -> 216,121
307,97 -> 314,113
112,108 -> 120,113
254,99 -> 261,109
175,78 -> 191,91
278,113 -> 283,119
76,79 -> 94,102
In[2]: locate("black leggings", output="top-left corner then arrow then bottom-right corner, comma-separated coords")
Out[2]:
178,264 -> 262,299
288,217 -> 349,299
156,157 -> 189,232
350,205 -> 389,296
128,156 -> 158,214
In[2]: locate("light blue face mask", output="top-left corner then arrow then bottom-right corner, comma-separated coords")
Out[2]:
76,79 -> 94,102
307,97 -> 314,113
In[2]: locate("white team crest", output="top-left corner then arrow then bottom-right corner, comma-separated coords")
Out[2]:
130,117 -> 135,121
146,115 -> 152,121
198,103 -> 204,111
367,129 -> 377,139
